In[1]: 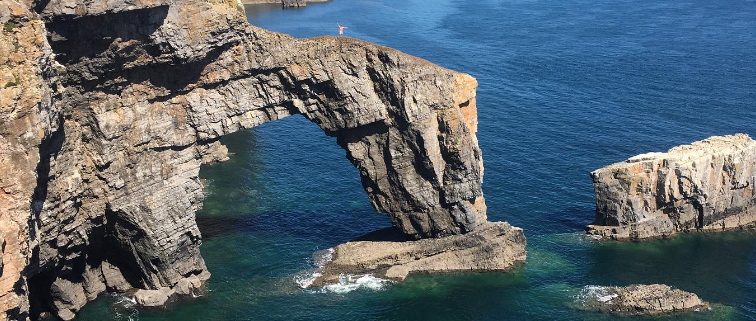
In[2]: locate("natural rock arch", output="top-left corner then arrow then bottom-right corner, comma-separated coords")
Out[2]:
0,1 -> 505,320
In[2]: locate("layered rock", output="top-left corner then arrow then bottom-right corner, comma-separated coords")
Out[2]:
0,0 -> 522,319
577,284 -> 709,315
310,222 -> 526,286
0,2 -> 60,319
588,134 -> 756,240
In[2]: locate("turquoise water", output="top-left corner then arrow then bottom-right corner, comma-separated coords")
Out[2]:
76,0 -> 756,320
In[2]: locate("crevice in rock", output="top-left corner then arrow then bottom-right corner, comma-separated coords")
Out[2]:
103,206 -> 154,289
26,269 -> 55,320
29,115 -> 65,239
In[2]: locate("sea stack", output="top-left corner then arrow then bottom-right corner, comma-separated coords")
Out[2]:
588,134 -> 756,240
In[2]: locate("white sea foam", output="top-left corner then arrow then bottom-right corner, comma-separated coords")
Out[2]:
576,285 -> 616,306
111,294 -> 139,321
113,294 -> 137,309
312,248 -> 335,268
597,293 -> 618,302
294,248 -> 390,293
320,274 -> 389,294
294,270 -> 323,289
294,248 -> 334,289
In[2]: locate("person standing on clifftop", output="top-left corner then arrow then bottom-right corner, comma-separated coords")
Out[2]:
338,23 -> 347,36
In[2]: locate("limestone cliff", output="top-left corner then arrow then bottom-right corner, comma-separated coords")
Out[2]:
0,0 -> 524,320
588,134 -> 756,240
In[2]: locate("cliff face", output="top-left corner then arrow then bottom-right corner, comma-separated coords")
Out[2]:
588,134 -> 756,240
0,0 -> 518,320
0,1 -> 59,318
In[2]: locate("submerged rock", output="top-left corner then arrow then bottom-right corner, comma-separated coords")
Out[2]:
309,222 -> 527,287
577,284 -> 709,315
588,134 -> 756,240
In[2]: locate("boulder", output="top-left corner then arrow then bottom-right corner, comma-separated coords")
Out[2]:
49,278 -> 88,321
134,287 -> 174,307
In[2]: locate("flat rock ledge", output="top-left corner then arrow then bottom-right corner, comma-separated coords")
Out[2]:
577,284 -> 710,315
132,271 -> 210,307
588,134 -> 756,240
309,222 -> 527,287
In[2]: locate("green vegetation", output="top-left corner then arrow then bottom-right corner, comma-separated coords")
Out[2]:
3,21 -> 18,33
4,77 -> 19,88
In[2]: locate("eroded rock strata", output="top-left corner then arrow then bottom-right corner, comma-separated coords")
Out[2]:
0,0 -> 523,320
588,134 -> 756,240
578,284 -> 709,315
311,222 -> 527,286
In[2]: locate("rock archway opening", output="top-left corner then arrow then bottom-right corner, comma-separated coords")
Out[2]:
194,114 -> 393,244
0,1 -> 527,319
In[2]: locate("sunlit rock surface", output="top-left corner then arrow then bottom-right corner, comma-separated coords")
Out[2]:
577,284 -> 710,315
310,222 -> 527,287
588,134 -> 756,240
0,0 -> 523,319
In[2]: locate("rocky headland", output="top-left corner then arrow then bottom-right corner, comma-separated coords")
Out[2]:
0,0 -> 525,320
577,284 -> 710,315
588,134 -> 756,240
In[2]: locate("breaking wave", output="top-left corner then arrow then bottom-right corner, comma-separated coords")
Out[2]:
294,248 -> 390,293
319,274 -> 389,294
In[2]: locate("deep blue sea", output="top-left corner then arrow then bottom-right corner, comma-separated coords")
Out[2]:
76,0 -> 756,320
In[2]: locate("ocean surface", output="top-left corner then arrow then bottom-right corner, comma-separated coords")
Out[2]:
75,0 -> 756,320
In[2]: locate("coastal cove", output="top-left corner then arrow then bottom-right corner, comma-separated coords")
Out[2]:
62,0 -> 756,320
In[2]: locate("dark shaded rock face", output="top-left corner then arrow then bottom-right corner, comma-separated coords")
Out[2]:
0,0 -> 519,320
588,134 -> 756,240
281,0 -> 306,7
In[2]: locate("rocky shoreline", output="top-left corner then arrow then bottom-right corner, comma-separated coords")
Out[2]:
588,134 -> 756,240
577,284 -> 710,315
